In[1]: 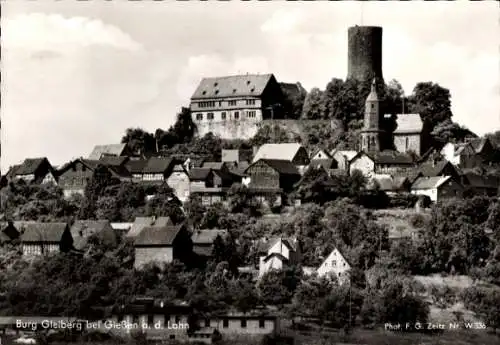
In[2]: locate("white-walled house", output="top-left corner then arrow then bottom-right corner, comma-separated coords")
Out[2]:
258,237 -> 300,278
317,247 -> 351,284
411,176 -> 463,202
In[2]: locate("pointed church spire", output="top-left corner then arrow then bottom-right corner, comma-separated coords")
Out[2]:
366,78 -> 378,102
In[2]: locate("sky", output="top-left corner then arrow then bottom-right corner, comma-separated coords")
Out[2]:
1,1 -> 499,170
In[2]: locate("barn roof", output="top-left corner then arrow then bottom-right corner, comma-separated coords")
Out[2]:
88,144 -> 126,160
252,159 -> 300,175
191,74 -> 274,99
191,229 -> 228,244
134,224 -> 184,246
70,220 -> 115,250
20,222 -> 68,243
252,143 -> 304,163
412,176 -> 452,190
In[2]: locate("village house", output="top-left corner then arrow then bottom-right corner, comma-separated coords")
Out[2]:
190,73 -> 286,127
88,143 -> 131,160
349,151 -> 415,177
317,247 -> 351,284
244,159 -> 301,206
106,298 -> 279,342
191,229 -> 229,257
131,157 -> 191,202
126,216 -> 173,239
468,137 -> 496,164
134,223 -> 193,268
460,172 -> 499,196
310,148 -> 332,161
6,158 -> 57,185
221,149 -> 253,167
330,150 -> 358,171
252,143 -> 310,174
57,158 -> 131,198
258,237 -> 300,278
411,176 -> 464,202
189,167 -> 240,206
308,158 -> 339,175
19,222 -> 72,256
70,220 -> 118,251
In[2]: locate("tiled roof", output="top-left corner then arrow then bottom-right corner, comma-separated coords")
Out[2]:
202,162 -> 226,170
189,168 -> 212,181
99,156 -> 129,166
394,114 -> 423,134
256,159 -> 300,175
134,224 -> 184,246
253,143 -> 304,163
418,160 -> 455,177
0,222 -> 20,242
392,171 -> 422,184
13,158 -> 50,176
142,157 -> 175,174
412,176 -> 452,190
191,74 -> 274,99
88,144 -> 126,160
366,151 -> 415,165
463,173 -> 499,189
191,229 -> 228,244
126,216 -> 172,238
126,159 -> 149,174
20,222 -> 68,243
70,220 -> 116,251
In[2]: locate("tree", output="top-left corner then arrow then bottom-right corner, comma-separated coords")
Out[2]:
226,184 -> 262,217
280,82 -> 307,119
121,128 -> 156,157
301,88 -> 324,120
232,278 -> 260,314
79,165 -> 119,220
258,266 -> 302,308
291,275 -> 338,320
431,119 -> 476,144
250,124 -> 299,147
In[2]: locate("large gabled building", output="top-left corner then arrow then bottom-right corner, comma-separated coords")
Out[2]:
190,74 -> 285,125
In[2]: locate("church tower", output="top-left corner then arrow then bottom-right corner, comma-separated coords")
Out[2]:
360,79 -> 384,152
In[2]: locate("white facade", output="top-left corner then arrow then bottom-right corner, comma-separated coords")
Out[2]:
412,188 -> 438,202
332,150 -> 358,171
349,154 -> 375,177
440,143 -> 460,166
191,98 -> 263,124
311,150 -> 331,160
258,238 -> 297,278
317,248 -> 351,284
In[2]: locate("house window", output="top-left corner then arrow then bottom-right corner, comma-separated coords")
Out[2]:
234,111 -> 239,119
196,113 -> 203,120
222,319 -> 229,328
246,111 -> 256,118
405,137 -> 409,150
259,319 -> 265,328
241,319 -> 247,328
246,99 -> 256,105
228,100 -> 237,106
219,101 -> 222,106
207,113 -> 214,120
371,104 -> 375,109
221,112 -> 226,120
331,260 -> 337,267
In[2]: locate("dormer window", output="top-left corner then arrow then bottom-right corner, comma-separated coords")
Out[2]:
215,90 -> 219,95
202,91 -> 207,95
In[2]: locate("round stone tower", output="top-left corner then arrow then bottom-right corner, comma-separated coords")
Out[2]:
347,26 -> 383,82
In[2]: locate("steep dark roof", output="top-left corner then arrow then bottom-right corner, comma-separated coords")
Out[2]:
202,162 -> 226,171
142,157 -> 175,174
126,159 -> 149,174
463,173 -> 499,189
191,74 -> 274,99
134,224 -> 184,246
392,171 -> 423,184
13,158 -> 51,176
366,151 -> 415,165
127,216 -> 173,238
0,222 -> 20,243
189,168 -> 212,181
412,176 -> 453,190
251,159 -> 300,176
70,220 -> 116,250
191,229 -> 228,244
20,222 -> 68,243
418,160 -> 456,177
